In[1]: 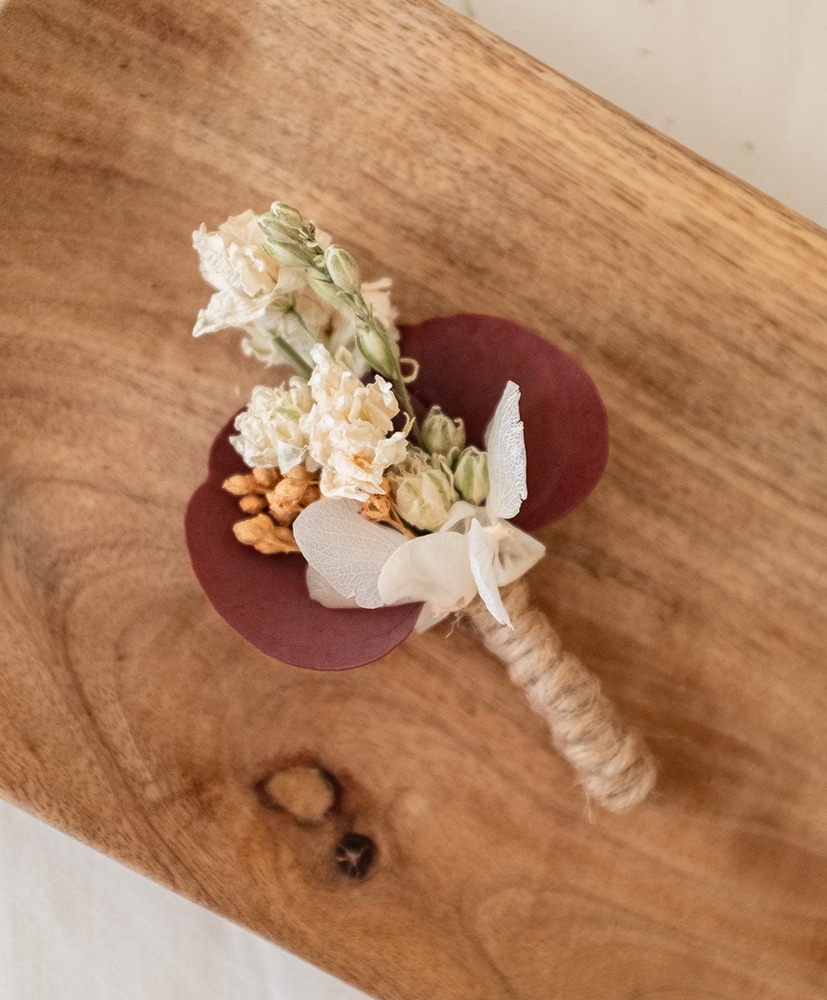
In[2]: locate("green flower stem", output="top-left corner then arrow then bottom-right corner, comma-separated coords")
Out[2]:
390,370 -> 421,445
282,300 -> 320,343
271,332 -> 313,378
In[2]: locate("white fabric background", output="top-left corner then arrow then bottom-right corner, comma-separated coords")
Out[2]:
443,0 -> 827,228
2,1 -> 825,998
0,802 -> 372,1000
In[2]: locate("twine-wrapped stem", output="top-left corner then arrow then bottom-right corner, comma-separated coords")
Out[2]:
467,579 -> 656,811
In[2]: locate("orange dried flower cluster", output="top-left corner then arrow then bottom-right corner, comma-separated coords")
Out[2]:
223,466 -> 320,554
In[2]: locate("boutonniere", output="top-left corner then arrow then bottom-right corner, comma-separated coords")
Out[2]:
186,203 -> 655,811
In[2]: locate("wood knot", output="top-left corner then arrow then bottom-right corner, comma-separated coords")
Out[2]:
260,766 -> 336,825
335,832 -> 376,879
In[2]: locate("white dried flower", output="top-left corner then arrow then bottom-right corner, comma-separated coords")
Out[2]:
293,381 -> 544,631
230,379 -> 315,472
193,210 -> 345,374
194,210 -> 278,299
300,345 -> 408,500
193,211 -> 307,337
378,383 -> 541,628
240,290 -> 341,368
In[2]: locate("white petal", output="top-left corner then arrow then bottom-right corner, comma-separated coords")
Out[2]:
193,288 -> 272,337
493,525 -> 546,586
377,533 -> 477,613
293,498 -> 405,609
485,380 -> 527,521
467,519 -> 511,627
414,604 -> 451,632
305,566 -> 361,609
439,499 -> 484,533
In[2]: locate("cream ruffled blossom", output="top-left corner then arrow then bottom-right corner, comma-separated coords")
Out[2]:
192,210 -> 309,337
293,381 -> 545,630
300,345 -> 408,500
230,379 -> 315,472
231,345 -> 408,498
194,210 -> 278,300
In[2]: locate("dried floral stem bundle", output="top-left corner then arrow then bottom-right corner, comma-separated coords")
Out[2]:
188,200 -> 656,810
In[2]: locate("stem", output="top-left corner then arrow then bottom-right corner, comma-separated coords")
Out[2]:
283,300 -> 320,343
271,333 -> 313,378
384,506 -> 416,539
391,373 -> 422,446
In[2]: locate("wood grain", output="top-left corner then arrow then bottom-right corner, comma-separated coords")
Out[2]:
1,0 -> 826,996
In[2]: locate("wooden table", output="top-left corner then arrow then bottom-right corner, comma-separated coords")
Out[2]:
2,1 -> 826,996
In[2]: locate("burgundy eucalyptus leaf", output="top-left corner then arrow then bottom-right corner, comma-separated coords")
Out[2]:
399,315 -> 609,531
184,414 -> 420,671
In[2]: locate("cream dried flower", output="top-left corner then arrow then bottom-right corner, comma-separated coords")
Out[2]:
300,345 -> 408,500
230,379 -> 315,472
193,210 -> 308,337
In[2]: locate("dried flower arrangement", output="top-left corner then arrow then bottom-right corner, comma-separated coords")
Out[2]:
185,203 -> 656,811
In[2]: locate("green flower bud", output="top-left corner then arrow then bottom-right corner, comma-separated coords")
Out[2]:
454,446 -> 489,505
268,202 -> 306,230
355,320 -> 400,380
395,467 -> 458,532
306,268 -> 351,309
421,406 -> 465,457
262,238 -> 317,268
324,245 -> 361,294
258,215 -> 301,242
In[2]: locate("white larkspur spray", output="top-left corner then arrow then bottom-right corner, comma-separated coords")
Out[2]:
300,344 -> 409,500
293,381 -> 544,628
193,209 -> 402,378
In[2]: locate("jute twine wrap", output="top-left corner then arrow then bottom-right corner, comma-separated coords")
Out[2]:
467,579 -> 656,812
